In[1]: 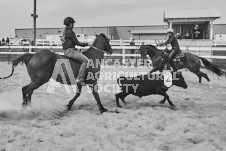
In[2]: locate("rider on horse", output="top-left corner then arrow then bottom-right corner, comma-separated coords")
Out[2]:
61,17 -> 89,86
157,28 -> 181,72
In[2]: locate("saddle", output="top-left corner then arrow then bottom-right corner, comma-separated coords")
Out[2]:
174,52 -> 185,61
175,52 -> 185,59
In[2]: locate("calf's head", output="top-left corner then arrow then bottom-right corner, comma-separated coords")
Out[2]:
172,72 -> 188,89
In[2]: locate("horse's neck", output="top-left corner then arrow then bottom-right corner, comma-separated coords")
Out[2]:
147,47 -> 158,59
84,46 -> 103,59
83,44 -> 104,67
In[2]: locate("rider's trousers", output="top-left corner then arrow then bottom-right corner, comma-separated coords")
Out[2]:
64,48 -> 89,83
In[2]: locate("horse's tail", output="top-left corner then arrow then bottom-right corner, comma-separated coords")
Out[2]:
199,57 -> 224,76
0,64 -> 15,79
0,53 -> 34,79
12,53 -> 34,67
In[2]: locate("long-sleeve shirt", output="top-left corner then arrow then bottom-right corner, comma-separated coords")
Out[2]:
164,35 -> 180,50
62,27 -> 88,50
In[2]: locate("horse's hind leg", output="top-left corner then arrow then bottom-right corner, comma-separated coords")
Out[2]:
67,85 -> 82,110
200,71 -> 210,82
22,81 -> 42,107
194,72 -> 202,83
22,85 -> 29,107
27,90 -> 34,106
194,70 -> 210,83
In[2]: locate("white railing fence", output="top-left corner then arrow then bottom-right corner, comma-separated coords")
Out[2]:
0,45 -> 226,60
3,39 -> 226,47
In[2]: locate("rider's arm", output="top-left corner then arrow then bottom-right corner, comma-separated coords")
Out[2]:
158,36 -> 175,47
68,31 -> 88,47
164,36 -> 175,45
158,41 -> 165,46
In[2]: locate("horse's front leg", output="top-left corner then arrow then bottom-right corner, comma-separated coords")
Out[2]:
150,61 -> 165,74
67,85 -> 83,110
90,83 -> 108,113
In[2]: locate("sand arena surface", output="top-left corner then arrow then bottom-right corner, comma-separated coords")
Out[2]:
0,62 -> 226,151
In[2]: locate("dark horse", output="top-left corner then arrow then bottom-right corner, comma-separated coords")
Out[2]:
0,33 -> 113,113
139,45 -> 224,86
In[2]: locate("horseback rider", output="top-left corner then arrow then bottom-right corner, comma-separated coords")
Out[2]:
62,17 -> 89,86
157,28 -> 181,72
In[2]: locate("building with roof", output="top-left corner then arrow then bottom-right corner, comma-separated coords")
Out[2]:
164,8 -> 221,40
15,8 -> 225,41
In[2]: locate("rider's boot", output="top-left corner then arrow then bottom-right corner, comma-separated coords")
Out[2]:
76,62 -> 87,86
169,58 -> 177,72
168,49 -> 178,72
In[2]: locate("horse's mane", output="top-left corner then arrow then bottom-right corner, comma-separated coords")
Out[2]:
144,44 -> 162,53
145,44 -> 157,49
140,44 -> 163,60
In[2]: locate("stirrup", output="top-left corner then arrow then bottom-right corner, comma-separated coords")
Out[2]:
75,79 -> 86,86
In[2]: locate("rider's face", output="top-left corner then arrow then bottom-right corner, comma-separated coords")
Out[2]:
167,32 -> 172,37
69,23 -> 74,29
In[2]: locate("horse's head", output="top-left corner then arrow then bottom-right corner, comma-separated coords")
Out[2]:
139,45 -> 148,59
92,33 -> 113,54
139,45 -> 158,59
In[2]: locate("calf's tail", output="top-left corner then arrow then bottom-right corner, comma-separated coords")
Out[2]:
117,76 -> 126,87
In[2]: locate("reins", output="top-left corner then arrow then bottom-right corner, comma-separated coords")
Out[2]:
90,45 -> 110,54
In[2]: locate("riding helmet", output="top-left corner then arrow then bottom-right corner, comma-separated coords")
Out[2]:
64,17 -> 76,26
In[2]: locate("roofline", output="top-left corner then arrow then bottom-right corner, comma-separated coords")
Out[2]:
164,17 -> 220,20
164,8 -> 218,11
164,8 -> 221,21
15,24 -> 168,30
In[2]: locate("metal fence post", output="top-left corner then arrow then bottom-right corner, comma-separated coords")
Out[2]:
122,48 -> 125,65
8,46 -> 11,64
29,46 -> 32,53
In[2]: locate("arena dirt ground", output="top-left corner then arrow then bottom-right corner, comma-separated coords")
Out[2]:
0,62 -> 226,151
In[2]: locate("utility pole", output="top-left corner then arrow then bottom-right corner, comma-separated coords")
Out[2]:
31,0 -> 38,46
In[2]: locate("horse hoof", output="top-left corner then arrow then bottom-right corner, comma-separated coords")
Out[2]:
159,100 -> 165,104
22,102 -> 27,108
171,105 -> 177,110
117,105 -> 122,108
170,104 -> 175,108
122,102 -> 127,106
100,108 -> 108,113
66,105 -> 72,111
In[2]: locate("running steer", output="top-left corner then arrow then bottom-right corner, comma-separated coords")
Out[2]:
115,72 -> 188,108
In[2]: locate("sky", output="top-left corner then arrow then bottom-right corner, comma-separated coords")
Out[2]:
1,0 -> 226,38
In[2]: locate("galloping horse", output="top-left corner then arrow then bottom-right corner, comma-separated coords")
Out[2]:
139,45 -> 224,84
0,33 -> 113,113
